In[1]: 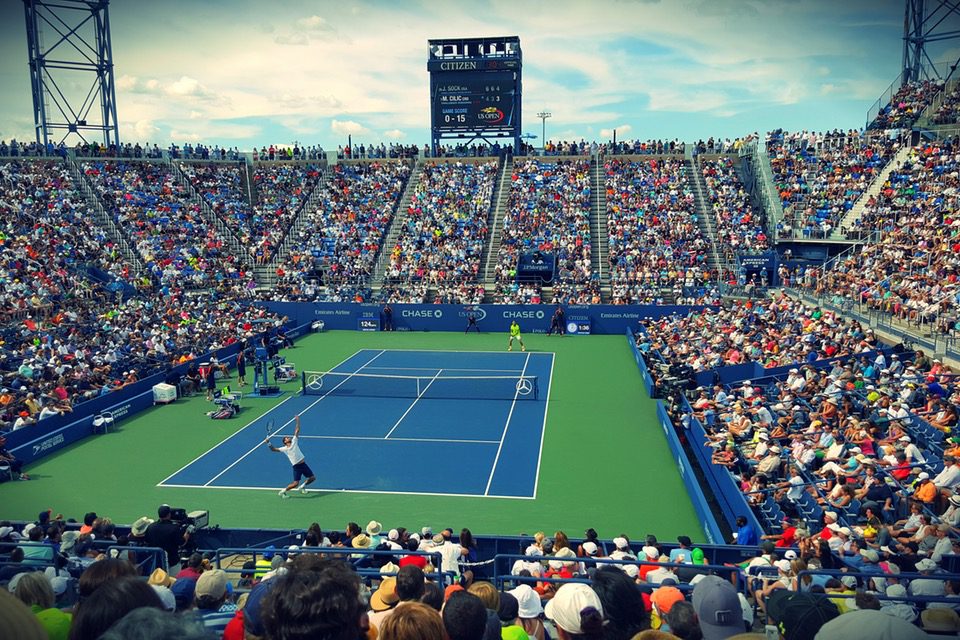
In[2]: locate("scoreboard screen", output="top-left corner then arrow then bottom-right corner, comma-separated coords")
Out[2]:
432,71 -> 516,131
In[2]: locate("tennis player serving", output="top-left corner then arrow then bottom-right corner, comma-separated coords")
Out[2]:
265,415 -> 316,498
507,320 -> 526,352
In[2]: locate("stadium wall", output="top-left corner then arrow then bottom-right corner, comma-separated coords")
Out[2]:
262,302 -> 709,335
627,330 -> 724,544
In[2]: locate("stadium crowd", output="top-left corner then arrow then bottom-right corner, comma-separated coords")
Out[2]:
0,504 -> 953,639
494,159 -> 592,304
605,157 -> 710,305
700,157 -> 768,259
794,136 -> 960,334
383,161 -> 497,299
868,80 -> 944,131
932,83 -> 960,125
271,161 -> 411,302
82,161 -> 252,289
766,130 -> 899,239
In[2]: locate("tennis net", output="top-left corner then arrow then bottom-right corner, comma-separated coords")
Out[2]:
300,370 -> 539,401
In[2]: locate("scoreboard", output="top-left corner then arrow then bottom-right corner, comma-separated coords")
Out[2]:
432,71 -> 517,131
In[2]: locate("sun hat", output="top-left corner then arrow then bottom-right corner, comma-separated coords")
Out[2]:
544,583 -> 603,635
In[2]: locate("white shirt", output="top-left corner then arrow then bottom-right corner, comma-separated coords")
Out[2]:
933,465 -> 960,490
279,436 -> 305,465
438,541 -> 461,574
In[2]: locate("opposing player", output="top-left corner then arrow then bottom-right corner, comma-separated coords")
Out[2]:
547,306 -> 566,336
266,415 -> 316,498
508,320 -> 526,352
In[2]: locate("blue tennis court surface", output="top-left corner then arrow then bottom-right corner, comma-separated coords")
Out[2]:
159,349 -> 554,499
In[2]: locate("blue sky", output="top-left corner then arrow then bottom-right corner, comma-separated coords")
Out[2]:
0,0 -> 955,150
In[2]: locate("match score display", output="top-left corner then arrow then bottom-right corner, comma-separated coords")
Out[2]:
432,71 -> 517,131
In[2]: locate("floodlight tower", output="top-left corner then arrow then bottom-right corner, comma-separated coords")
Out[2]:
23,0 -> 120,147
902,0 -> 960,83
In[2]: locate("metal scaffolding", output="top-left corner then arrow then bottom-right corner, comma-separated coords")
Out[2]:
903,0 -> 960,83
23,0 -> 120,147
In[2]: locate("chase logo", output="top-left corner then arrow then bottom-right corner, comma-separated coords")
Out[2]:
401,309 -> 443,318
459,308 -> 487,321
503,310 -> 545,320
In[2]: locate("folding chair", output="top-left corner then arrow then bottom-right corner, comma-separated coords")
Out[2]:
92,410 -> 115,434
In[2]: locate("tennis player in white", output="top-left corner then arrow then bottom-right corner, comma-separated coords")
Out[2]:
266,415 -> 316,498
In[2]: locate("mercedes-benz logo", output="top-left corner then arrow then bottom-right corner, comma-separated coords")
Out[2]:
306,374 -> 324,391
515,378 -> 534,396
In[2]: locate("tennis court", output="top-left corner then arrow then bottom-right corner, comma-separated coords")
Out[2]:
159,349 -> 554,499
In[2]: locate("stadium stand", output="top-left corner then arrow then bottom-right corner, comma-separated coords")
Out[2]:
868,79 -> 944,130
604,156 -> 710,304
932,83 -> 960,124
795,137 -> 960,335
700,156 -> 769,260
766,130 -> 899,239
81,160 -> 252,289
271,161 -> 411,302
383,160 -> 497,302
493,159 -> 593,304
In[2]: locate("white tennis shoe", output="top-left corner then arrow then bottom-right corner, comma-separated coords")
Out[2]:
299,485 -> 308,494
279,489 -> 289,499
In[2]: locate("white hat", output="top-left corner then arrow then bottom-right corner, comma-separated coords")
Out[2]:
899,435 -> 911,442
545,583 -> 604,634
759,433 -> 770,440
840,575 -> 858,588
508,583 -> 544,618
524,544 -> 543,557
582,541 -> 599,556
918,472 -> 930,481
838,527 -> 852,536
612,537 -> 629,550
916,558 -> 937,571
388,529 -> 400,541
784,550 -> 798,560
642,545 -> 659,558
775,559 -> 791,573
366,521 -> 382,535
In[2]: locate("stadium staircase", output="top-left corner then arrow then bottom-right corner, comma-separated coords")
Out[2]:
172,161 -> 249,261
243,161 -> 257,207
370,159 -> 423,292
914,77 -> 958,130
738,139 -> 785,242
684,154 -> 725,279
66,157 -> 152,283
481,156 -> 514,300
832,143 -> 912,239
589,157 -> 610,301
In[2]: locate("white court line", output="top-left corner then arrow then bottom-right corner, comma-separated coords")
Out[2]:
378,348 -> 556,354
296,434 -> 500,444
531,352 -> 556,500
156,483 -> 535,500
384,369 -> 443,439
201,350 -> 386,487
484,352 -> 531,495
363,366 -> 525,373
157,349 -> 371,486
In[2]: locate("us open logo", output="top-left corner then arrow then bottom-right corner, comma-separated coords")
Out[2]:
459,308 -> 486,321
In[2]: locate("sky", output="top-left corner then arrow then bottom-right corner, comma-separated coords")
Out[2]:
0,0 -> 957,150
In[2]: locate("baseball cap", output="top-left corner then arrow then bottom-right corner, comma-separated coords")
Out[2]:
766,590 -> 839,640
544,583 -> 603,634
650,585 -> 684,615
582,541 -> 598,556
196,569 -> 228,600
243,580 -> 277,637
612,536 -> 629,550
821,609 -> 931,639
691,575 -> 743,640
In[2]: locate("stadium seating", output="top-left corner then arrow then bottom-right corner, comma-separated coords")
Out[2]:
797,138 -> 960,334
493,159 -> 592,304
272,161 -> 411,302
868,79 -> 944,130
700,157 -> 768,259
383,160 -> 497,301
766,130 -> 897,238
604,157 -> 709,304
82,161 -> 251,288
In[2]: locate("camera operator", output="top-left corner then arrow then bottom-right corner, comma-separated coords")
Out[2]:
144,504 -> 194,573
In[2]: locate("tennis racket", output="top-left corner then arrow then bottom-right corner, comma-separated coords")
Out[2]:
264,419 -> 274,442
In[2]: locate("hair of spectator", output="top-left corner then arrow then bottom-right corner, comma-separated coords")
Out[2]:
98,606 -> 211,640
421,582 -> 444,611
396,565 -> 426,601
664,601 -> 702,639
590,566 -> 648,639
379,601 -> 445,640
0,590 -> 46,640
78,558 -> 138,600
261,560 -> 363,640
442,592 -> 489,640
854,590 -> 881,611
68,577 -> 164,640
460,528 -> 475,548
554,531 -> 570,550
12,572 -> 55,610
466,581 -> 499,611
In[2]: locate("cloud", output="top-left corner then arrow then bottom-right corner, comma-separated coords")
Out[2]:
331,119 -> 372,136
274,32 -> 309,46
189,110 -> 203,120
383,129 -> 405,140
297,15 -> 333,32
599,124 -> 632,138
167,76 -> 213,98
170,129 -> 202,142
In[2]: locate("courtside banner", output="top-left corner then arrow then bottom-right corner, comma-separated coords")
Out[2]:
262,302 -> 711,335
